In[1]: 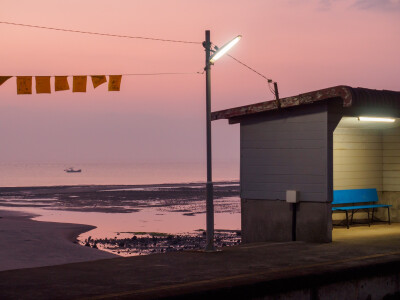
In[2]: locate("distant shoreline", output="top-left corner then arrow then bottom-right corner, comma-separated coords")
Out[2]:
0,180 -> 239,190
0,161 -> 239,187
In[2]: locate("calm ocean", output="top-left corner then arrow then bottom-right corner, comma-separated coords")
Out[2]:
0,161 -> 239,187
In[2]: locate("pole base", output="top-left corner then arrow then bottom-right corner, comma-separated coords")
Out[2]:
204,245 -> 219,252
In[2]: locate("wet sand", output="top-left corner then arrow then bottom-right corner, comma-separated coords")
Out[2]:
0,182 -> 240,267
0,210 -> 116,271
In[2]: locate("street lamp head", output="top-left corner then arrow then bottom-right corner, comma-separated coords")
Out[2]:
209,35 -> 241,64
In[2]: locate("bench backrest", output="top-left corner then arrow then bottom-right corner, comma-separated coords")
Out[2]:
333,188 -> 378,205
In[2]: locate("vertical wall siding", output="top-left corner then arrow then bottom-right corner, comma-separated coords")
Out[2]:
383,126 -> 400,191
240,103 -> 330,202
333,128 -> 383,191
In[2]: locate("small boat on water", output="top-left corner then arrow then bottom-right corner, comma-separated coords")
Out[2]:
64,167 -> 82,173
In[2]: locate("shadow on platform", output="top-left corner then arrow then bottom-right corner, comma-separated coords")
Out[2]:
2,224 -> 400,299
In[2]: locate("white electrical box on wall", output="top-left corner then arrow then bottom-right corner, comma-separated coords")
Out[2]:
286,190 -> 299,203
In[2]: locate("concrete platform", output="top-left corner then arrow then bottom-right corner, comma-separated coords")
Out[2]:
1,224 -> 400,299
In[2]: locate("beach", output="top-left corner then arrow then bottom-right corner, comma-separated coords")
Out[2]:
0,182 -> 240,268
0,210 -> 116,271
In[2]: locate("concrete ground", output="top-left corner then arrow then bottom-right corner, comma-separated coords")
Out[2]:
1,223 -> 400,299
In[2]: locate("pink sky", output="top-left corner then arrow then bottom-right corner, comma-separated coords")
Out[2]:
1,0 -> 399,168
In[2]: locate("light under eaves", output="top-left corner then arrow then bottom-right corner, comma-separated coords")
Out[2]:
358,117 -> 395,123
210,35 -> 242,63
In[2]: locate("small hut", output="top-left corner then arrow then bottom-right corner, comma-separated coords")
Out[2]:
212,86 -> 400,243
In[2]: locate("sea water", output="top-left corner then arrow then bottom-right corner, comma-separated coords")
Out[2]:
0,161 -> 239,187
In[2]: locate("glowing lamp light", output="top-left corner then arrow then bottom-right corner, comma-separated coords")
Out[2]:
358,117 -> 395,123
209,35 -> 242,63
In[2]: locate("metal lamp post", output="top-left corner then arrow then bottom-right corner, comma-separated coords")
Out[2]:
203,30 -> 241,251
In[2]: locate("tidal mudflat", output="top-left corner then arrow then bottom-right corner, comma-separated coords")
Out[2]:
0,181 -> 240,256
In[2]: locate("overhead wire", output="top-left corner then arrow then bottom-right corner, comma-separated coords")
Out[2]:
1,21 -> 276,93
4,71 -> 204,77
211,42 -> 276,97
122,71 -> 204,76
0,21 -> 202,44
226,53 -> 276,96
226,54 -> 274,83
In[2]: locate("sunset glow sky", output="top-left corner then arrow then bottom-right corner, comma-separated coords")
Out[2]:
1,0 -> 399,168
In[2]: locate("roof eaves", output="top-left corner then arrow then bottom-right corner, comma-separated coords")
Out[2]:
211,85 -> 353,121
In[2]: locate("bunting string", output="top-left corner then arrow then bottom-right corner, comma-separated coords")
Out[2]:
0,72 -> 201,95
0,75 -> 123,94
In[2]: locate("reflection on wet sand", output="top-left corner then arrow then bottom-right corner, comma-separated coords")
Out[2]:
84,230 -> 241,256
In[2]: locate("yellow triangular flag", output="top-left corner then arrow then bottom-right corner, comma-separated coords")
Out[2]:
73,76 -> 87,93
91,75 -> 107,89
108,75 -> 122,91
0,76 -> 12,86
55,76 -> 69,91
17,76 -> 32,94
35,76 -> 51,94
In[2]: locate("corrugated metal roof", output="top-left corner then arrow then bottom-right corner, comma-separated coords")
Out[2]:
211,85 -> 400,122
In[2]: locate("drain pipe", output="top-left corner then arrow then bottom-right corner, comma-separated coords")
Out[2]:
286,190 -> 299,241
291,203 -> 297,241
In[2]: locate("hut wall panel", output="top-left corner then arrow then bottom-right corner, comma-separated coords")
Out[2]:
383,177 -> 400,185
334,164 -> 382,172
383,164 -> 400,171
333,128 -> 381,136
379,125 -> 400,221
334,178 -> 383,188
383,142 -> 400,150
333,128 -> 382,191
241,130 -> 324,142
334,134 -> 381,143
334,142 -> 382,150
383,127 -> 400,191
335,171 -> 383,179
243,191 -> 324,202
241,164 -> 325,176
382,185 -> 400,192
384,150 -> 400,156
382,135 -> 400,143
242,138 -> 326,149
242,148 -> 325,171
334,149 -> 383,157
240,103 -> 330,202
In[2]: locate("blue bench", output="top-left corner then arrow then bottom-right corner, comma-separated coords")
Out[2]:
332,189 -> 391,229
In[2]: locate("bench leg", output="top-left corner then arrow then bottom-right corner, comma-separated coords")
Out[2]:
345,211 -> 349,229
367,209 -> 370,227
371,208 -> 374,225
351,210 -> 354,225
388,207 -> 391,225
